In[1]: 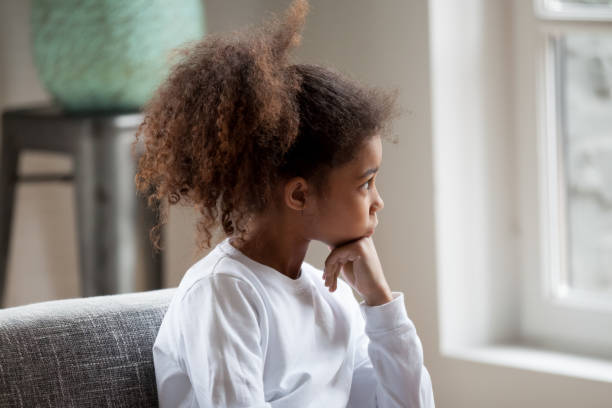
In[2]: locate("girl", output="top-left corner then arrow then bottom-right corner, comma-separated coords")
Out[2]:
136,0 -> 434,406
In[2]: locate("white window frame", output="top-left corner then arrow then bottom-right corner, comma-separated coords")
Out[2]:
520,27 -> 612,359
431,0 -> 612,383
536,0 -> 612,21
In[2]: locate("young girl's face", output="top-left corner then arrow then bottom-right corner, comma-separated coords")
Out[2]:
307,135 -> 384,247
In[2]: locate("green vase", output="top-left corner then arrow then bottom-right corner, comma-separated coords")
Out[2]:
31,0 -> 206,112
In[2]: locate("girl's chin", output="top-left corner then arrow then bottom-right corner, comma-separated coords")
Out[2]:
325,233 -> 371,248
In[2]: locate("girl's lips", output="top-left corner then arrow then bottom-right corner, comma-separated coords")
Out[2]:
365,220 -> 378,237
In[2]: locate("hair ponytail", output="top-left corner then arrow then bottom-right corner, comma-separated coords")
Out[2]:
134,0 -> 399,251
135,0 -> 310,249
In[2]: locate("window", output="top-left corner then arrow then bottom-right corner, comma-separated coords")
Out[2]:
520,0 -> 612,360
560,33 -> 612,296
431,0 -> 612,382
542,32 -> 612,300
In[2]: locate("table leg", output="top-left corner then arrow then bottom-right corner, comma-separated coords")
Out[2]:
0,129 -> 19,307
74,135 -> 101,296
74,124 -> 163,296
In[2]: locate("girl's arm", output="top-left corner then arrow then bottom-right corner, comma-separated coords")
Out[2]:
176,275 -> 271,408
324,238 -> 435,407
347,291 -> 435,408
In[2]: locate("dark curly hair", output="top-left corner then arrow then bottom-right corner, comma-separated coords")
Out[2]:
134,0 -> 399,252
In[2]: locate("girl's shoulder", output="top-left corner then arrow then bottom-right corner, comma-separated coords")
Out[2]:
169,243 -> 263,308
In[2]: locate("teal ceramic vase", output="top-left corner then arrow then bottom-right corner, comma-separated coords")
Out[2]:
31,0 -> 206,112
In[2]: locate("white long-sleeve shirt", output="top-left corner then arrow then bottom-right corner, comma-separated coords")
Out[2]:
153,238 -> 435,407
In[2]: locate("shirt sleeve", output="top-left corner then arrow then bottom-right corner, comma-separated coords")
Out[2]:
347,292 -> 435,408
177,274 -> 272,408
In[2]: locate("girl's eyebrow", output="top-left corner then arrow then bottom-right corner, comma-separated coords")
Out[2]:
358,167 -> 379,179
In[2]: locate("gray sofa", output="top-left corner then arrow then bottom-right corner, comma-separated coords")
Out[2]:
0,288 -> 175,407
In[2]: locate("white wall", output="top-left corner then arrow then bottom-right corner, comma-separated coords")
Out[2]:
2,0 -> 610,406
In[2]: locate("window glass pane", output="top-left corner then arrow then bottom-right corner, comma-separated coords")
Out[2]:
560,33 -> 612,294
556,0 -> 612,6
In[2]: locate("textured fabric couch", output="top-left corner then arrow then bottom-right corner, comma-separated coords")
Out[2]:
0,288 -> 175,407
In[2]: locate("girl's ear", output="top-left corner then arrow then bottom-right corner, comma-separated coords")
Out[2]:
284,177 -> 309,212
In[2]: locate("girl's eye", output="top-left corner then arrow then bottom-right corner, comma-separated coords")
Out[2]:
361,178 -> 374,190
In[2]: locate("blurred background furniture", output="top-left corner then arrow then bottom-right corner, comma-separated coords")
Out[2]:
0,0 -> 206,308
30,0 -> 206,112
0,105 -> 164,307
0,288 -> 175,407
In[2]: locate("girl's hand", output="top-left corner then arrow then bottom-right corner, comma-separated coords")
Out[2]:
323,237 -> 393,306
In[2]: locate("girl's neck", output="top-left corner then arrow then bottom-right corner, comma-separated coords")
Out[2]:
229,218 -> 309,280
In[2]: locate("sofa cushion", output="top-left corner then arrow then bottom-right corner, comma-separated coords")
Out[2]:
0,288 -> 175,408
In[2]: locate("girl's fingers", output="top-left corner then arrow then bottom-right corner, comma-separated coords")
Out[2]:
324,261 -> 338,290
331,261 -> 344,292
324,246 -> 351,275
325,239 -> 362,268
324,256 -> 356,292
331,262 -> 340,289
325,262 -> 337,287
334,263 -> 342,291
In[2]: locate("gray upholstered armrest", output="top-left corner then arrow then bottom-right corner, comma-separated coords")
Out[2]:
0,288 -> 175,407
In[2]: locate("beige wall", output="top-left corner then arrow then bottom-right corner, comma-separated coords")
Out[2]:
2,0 -> 610,406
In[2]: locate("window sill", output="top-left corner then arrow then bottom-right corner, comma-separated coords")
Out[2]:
442,344 -> 612,384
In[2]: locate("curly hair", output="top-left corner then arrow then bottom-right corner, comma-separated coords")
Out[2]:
134,0 -> 399,252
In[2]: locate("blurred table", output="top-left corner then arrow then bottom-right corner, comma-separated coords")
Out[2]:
0,105 -> 163,307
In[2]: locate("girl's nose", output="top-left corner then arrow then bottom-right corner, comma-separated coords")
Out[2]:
371,193 -> 384,213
